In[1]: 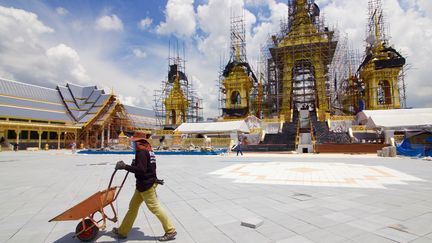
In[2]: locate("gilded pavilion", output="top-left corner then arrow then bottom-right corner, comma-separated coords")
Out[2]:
0,78 -> 157,150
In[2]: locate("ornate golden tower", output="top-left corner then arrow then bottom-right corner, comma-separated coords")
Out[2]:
222,47 -> 255,118
164,73 -> 189,126
358,0 -> 405,110
270,0 -> 337,121
221,15 -> 257,119
154,45 -> 203,128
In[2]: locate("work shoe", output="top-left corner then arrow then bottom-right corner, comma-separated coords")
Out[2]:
158,231 -> 177,241
112,227 -> 127,239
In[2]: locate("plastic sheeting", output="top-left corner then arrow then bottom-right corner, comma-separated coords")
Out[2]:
396,132 -> 432,157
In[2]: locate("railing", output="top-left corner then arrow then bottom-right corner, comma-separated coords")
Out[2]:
290,109 -> 293,122
149,138 -> 232,148
154,130 -> 175,135
219,117 -> 244,121
249,128 -> 262,134
310,120 -> 316,152
295,119 -> 300,150
351,125 -> 367,131
330,115 -> 355,121
262,117 -> 283,123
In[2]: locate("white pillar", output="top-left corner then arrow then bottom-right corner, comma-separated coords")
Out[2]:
107,124 -> 111,147
101,126 -> 105,148
38,131 -> 42,149
15,129 -> 20,146
57,132 -> 61,149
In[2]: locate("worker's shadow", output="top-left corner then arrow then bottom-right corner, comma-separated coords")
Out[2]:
53,228 -> 158,242
106,227 -> 158,241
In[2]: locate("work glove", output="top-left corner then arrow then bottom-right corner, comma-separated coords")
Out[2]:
156,179 -> 165,185
115,160 -> 126,170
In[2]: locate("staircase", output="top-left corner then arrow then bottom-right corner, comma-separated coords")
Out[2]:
243,112 -> 298,152
310,112 -> 351,144
296,110 -> 314,153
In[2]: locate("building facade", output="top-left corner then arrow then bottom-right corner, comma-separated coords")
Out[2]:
0,78 -> 157,150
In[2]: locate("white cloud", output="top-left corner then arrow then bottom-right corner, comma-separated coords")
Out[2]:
132,48 -> 147,58
0,6 -> 53,42
138,17 -> 152,30
248,0 -> 287,62
46,44 -> 91,83
196,0 -> 257,60
118,95 -> 141,107
56,7 -> 68,16
0,6 -> 90,86
96,14 -> 123,31
156,0 -> 196,37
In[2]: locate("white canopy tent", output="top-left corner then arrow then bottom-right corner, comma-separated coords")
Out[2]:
356,108 -> 432,144
357,108 -> 432,130
175,120 -> 250,134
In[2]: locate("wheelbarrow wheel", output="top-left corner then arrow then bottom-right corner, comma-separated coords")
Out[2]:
75,219 -> 99,242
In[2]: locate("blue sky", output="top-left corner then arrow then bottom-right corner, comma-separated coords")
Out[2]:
0,0 -> 431,117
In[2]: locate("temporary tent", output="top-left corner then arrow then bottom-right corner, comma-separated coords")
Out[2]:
356,108 -> 432,130
175,120 -> 250,134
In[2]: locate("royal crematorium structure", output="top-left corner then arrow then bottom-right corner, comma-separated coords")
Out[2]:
218,0 -> 416,154
0,78 -> 157,150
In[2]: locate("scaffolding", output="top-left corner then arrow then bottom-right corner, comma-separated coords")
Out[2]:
153,42 -> 203,128
260,0 -> 341,121
336,47 -> 363,114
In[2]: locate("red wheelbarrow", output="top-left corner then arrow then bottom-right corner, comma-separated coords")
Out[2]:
49,169 -> 129,242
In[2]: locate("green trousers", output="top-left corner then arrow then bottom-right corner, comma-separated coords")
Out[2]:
118,184 -> 175,236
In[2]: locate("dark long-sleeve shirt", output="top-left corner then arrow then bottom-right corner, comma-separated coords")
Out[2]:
124,149 -> 157,192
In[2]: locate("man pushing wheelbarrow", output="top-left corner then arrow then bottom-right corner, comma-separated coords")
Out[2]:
113,131 -> 177,241
49,131 -> 176,242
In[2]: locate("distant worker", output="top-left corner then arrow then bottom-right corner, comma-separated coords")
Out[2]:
71,142 -> 77,154
113,132 -> 177,241
13,143 -> 19,152
158,135 -> 165,150
204,135 -> 211,148
235,139 -> 243,156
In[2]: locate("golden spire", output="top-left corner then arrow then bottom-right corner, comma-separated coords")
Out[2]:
235,43 -> 241,61
288,0 -> 318,38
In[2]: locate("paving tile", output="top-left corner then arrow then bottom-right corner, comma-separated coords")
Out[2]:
374,227 -> 418,243
325,223 -> 368,239
216,222 -> 271,243
410,237 -> 432,243
350,232 -> 398,243
347,218 -> 387,232
323,212 -> 355,223
363,215 -> 401,227
300,215 -> 340,229
399,213 -> 432,236
276,235 -> 315,243
240,217 -> 264,229
301,228 -> 348,243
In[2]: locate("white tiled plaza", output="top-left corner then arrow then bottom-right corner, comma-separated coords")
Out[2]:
211,162 -> 425,189
1,151 -> 432,243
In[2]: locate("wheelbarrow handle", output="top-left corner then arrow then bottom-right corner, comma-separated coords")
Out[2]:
114,170 -> 129,201
106,169 -> 129,202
